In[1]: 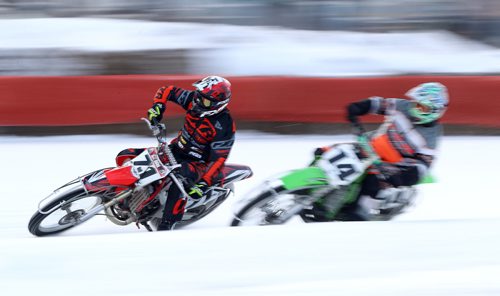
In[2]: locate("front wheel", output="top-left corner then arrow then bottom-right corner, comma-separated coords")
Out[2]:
28,186 -> 105,236
231,186 -> 312,227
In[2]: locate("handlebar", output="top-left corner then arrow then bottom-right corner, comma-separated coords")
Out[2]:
140,118 -> 189,197
141,118 -> 167,143
140,118 -> 179,166
351,121 -> 366,136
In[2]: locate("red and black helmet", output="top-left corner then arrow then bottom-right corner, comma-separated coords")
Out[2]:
192,76 -> 232,117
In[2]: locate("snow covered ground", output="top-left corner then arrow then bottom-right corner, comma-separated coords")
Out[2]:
1,132 -> 500,295
2,18 -> 500,76
1,14 -> 500,295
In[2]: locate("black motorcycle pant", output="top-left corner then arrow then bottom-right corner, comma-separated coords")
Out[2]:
161,161 -> 207,225
360,166 -> 419,198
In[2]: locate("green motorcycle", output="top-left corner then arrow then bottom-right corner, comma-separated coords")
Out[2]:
231,132 -> 426,226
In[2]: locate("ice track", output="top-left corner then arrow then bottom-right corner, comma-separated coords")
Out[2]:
1,133 -> 499,296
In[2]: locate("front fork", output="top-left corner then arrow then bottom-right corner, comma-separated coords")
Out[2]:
265,184 -> 330,224
268,196 -> 317,224
168,170 -> 190,199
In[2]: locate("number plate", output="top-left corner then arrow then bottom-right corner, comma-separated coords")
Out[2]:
316,144 -> 364,185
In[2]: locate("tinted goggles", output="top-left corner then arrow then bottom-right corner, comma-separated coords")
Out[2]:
414,102 -> 432,114
195,92 -> 219,109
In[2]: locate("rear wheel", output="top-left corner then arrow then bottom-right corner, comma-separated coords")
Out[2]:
28,187 -> 105,236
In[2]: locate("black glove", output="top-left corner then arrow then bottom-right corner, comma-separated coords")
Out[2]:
346,100 -> 372,135
186,180 -> 208,200
147,103 -> 165,125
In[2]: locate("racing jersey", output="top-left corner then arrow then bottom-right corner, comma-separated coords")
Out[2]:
153,85 -> 235,185
367,97 -> 443,179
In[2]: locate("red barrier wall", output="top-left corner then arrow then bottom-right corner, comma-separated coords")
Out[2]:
1,75 -> 499,127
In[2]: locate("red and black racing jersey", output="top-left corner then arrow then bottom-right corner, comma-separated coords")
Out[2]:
153,85 -> 235,185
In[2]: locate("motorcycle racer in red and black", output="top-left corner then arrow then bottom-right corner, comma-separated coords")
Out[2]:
147,76 -> 235,230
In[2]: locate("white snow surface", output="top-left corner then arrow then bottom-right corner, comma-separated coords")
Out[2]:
1,132 -> 500,295
2,18 -> 500,76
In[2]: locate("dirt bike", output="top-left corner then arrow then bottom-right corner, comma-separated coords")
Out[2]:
231,126 -> 429,226
28,119 -> 253,236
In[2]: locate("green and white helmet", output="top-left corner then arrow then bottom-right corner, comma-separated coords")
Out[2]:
406,82 -> 449,124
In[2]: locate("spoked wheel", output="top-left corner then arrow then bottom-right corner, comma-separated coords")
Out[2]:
231,188 -> 304,226
28,187 -> 105,236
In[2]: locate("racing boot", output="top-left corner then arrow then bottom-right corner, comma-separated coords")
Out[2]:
156,193 -> 185,231
157,220 -> 177,231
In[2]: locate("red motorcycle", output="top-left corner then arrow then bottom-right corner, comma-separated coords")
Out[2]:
28,119 -> 253,236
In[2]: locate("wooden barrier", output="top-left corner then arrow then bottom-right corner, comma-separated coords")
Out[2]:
1,75 -> 499,127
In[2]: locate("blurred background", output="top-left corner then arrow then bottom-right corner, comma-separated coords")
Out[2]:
2,0 -> 500,38
1,0 -> 500,76
1,0 -> 500,135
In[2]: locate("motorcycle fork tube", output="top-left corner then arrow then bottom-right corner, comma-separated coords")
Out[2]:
273,194 -> 317,224
169,173 -> 190,199
272,204 -> 306,224
161,144 -> 190,199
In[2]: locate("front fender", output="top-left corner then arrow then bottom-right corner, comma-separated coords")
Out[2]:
280,167 -> 329,191
232,167 -> 329,215
105,166 -> 138,186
